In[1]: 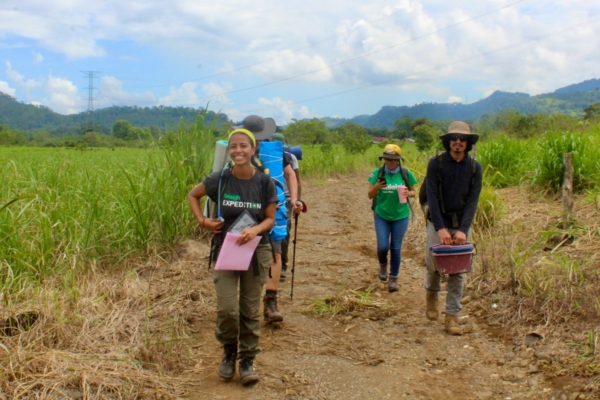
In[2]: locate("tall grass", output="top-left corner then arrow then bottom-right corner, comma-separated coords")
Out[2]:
532,131 -> 600,194
473,184 -> 505,232
0,114 -> 215,289
301,144 -> 380,179
477,136 -> 535,188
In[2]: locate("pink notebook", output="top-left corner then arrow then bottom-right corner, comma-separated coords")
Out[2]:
214,232 -> 262,271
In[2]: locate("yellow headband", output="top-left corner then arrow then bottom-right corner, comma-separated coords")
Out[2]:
228,128 -> 256,147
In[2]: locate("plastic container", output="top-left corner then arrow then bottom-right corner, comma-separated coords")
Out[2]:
430,243 -> 475,274
397,185 -> 407,203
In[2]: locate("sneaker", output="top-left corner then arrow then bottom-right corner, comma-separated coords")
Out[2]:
263,291 -> 284,322
218,344 -> 237,381
279,268 -> 287,281
239,357 -> 259,385
378,264 -> 388,282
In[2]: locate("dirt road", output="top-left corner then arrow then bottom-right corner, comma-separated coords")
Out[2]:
177,170 -> 568,400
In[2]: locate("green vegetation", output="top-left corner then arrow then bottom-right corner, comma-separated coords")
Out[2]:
0,113 -> 215,289
322,79 -> 600,129
0,92 -> 229,133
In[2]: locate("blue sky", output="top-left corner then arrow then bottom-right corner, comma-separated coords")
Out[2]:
0,0 -> 598,124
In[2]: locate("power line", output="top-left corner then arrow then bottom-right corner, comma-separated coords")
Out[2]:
121,0 -> 431,89
81,71 -> 101,131
108,0 -> 527,105
239,15 -> 600,115
190,0 -> 528,102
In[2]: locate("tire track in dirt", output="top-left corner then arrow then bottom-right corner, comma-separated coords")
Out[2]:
187,171 -> 555,399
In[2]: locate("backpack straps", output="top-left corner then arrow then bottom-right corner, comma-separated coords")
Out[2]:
436,154 -> 447,214
371,165 -> 415,220
400,166 -> 415,220
371,166 -> 386,211
435,153 -> 477,228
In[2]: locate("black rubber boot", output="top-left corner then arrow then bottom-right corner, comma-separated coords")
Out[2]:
218,344 -> 237,381
239,357 -> 259,385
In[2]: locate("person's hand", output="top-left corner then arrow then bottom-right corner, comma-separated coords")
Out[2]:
204,218 -> 224,234
236,227 -> 259,245
374,180 -> 386,190
292,199 -> 302,214
400,186 -> 410,198
453,231 -> 467,245
437,228 -> 453,245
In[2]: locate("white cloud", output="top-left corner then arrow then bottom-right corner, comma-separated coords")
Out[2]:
447,96 -> 463,104
0,81 -> 16,97
221,108 -> 243,123
32,52 -> 44,64
0,1 -> 598,117
5,62 -> 42,90
159,82 -> 198,106
216,62 -> 234,74
251,50 -> 332,83
258,97 -> 311,124
97,76 -> 157,108
44,76 -> 80,114
202,82 -> 232,105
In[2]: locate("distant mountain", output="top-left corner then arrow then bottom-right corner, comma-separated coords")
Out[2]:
2,77 -> 600,133
0,92 -> 230,134
554,78 -> 600,94
324,79 -> 600,129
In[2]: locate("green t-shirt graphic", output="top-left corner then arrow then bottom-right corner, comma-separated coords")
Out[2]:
368,167 -> 418,221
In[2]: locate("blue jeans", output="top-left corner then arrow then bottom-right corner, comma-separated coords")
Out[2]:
374,212 -> 409,277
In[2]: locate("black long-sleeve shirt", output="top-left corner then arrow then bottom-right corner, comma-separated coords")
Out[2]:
425,151 -> 483,233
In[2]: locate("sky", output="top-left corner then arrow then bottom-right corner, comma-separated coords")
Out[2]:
0,0 -> 599,124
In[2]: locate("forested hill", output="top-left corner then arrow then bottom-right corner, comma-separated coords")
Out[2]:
0,92 -> 229,133
323,80 -> 600,128
2,78 -> 600,133
554,78 -> 600,94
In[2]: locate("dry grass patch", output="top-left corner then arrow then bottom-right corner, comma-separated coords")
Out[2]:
466,185 -> 600,388
0,240 -> 213,399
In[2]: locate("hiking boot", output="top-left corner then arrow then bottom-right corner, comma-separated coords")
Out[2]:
378,264 -> 388,282
279,268 -> 287,281
218,344 -> 237,381
239,357 -> 259,385
388,276 -> 399,292
263,291 -> 284,322
444,314 -> 462,336
426,292 -> 439,321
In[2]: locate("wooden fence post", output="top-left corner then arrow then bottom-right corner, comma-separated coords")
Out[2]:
562,152 -> 573,229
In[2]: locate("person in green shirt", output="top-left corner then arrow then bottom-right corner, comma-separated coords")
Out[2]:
367,144 -> 417,292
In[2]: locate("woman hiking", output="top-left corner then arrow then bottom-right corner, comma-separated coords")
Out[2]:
367,144 -> 417,292
187,128 -> 277,385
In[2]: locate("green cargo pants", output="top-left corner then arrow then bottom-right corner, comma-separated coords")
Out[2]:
213,243 -> 271,359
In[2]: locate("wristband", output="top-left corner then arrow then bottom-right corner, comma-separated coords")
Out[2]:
201,217 -> 205,227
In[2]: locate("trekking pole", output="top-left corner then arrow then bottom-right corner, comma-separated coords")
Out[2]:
290,200 -> 307,300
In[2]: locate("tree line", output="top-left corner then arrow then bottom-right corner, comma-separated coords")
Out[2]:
1,103 -> 599,152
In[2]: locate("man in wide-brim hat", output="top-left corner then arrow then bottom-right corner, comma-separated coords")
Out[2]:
438,121 -> 479,154
423,121 -> 482,335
